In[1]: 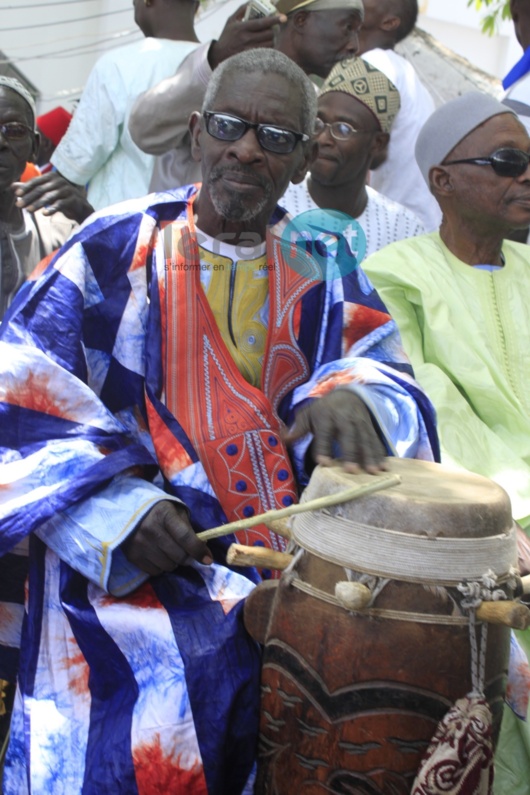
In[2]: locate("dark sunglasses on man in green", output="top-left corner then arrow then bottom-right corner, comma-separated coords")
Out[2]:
444,147 -> 530,178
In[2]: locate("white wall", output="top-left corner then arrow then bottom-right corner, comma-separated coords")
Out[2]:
2,0 -> 140,114
418,0 -> 520,80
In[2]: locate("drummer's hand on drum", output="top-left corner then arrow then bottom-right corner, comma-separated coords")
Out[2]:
284,389 -> 387,475
121,500 -> 213,576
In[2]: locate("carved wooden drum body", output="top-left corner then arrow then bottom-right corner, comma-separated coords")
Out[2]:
244,459 -> 517,795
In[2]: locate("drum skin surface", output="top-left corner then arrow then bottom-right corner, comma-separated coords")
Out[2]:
245,459 -> 514,795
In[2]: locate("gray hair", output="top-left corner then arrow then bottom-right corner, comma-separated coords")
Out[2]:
202,48 -> 317,137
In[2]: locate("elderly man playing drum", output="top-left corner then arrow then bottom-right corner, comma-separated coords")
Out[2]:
0,49 -> 437,794
364,91 -> 530,795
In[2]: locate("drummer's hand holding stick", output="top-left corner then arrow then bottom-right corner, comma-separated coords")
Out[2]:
283,389 -> 388,475
121,501 -> 213,576
121,392 -> 389,575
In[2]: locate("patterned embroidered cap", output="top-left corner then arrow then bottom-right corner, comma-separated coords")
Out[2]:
319,57 -> 400,134
0,76 -> 36,128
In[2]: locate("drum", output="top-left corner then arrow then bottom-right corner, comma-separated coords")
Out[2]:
244,458 -> 517,795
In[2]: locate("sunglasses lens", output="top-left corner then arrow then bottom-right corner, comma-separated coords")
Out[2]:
205,112 -> 301,154
491,149 -> 529,177
258,126 -> 296,154
1,123 -> 29,141
207,113 -> 245,142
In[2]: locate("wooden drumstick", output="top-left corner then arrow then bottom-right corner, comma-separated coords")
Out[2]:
227,543 -> 294,570
197,473 -> 401,542
476,600 -> 530,630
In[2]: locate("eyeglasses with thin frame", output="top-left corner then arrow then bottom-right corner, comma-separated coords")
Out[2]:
444,147 -> 530,178
203,111 -> 309,155
314,118 -> 374,141
0,122 -> 33,142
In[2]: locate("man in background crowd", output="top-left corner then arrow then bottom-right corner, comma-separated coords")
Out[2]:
364,91 -> 530,795
281,56 -> 425,255
503,0 -> 530,134
0,78 -> 75,319
35,106 -> 72,174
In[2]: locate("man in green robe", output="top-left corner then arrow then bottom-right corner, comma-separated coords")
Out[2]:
364,91 -> 530,795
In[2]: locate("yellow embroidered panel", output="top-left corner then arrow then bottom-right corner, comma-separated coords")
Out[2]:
198,240 -> 270,388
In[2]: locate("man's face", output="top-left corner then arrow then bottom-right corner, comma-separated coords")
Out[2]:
295,9 -> 361,79
0,88 -> 36,192
191,72 -> 312,231
311,91 -> 382,187
442,113 -> 530,232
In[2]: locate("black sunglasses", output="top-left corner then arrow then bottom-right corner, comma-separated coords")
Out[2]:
203,111 -> 309,154
0,122 -> 33,142
444,147 -> 530,178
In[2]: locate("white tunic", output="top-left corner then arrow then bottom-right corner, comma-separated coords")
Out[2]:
281,178 -> 425,261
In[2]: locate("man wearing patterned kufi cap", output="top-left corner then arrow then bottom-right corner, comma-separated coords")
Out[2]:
0,77 -> 76,319
281,57 -> 425,258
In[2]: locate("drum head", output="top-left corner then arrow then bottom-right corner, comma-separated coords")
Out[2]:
300,458 -> 512,539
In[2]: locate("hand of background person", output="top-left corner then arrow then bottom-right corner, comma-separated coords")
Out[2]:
121,500 -> 213,576
12,172 -> 94,224
208,3 -> 286,69
284,389 -> 388,474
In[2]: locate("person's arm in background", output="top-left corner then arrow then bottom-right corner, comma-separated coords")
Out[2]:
50,52 -> 125,188
12,172 -> 94,224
